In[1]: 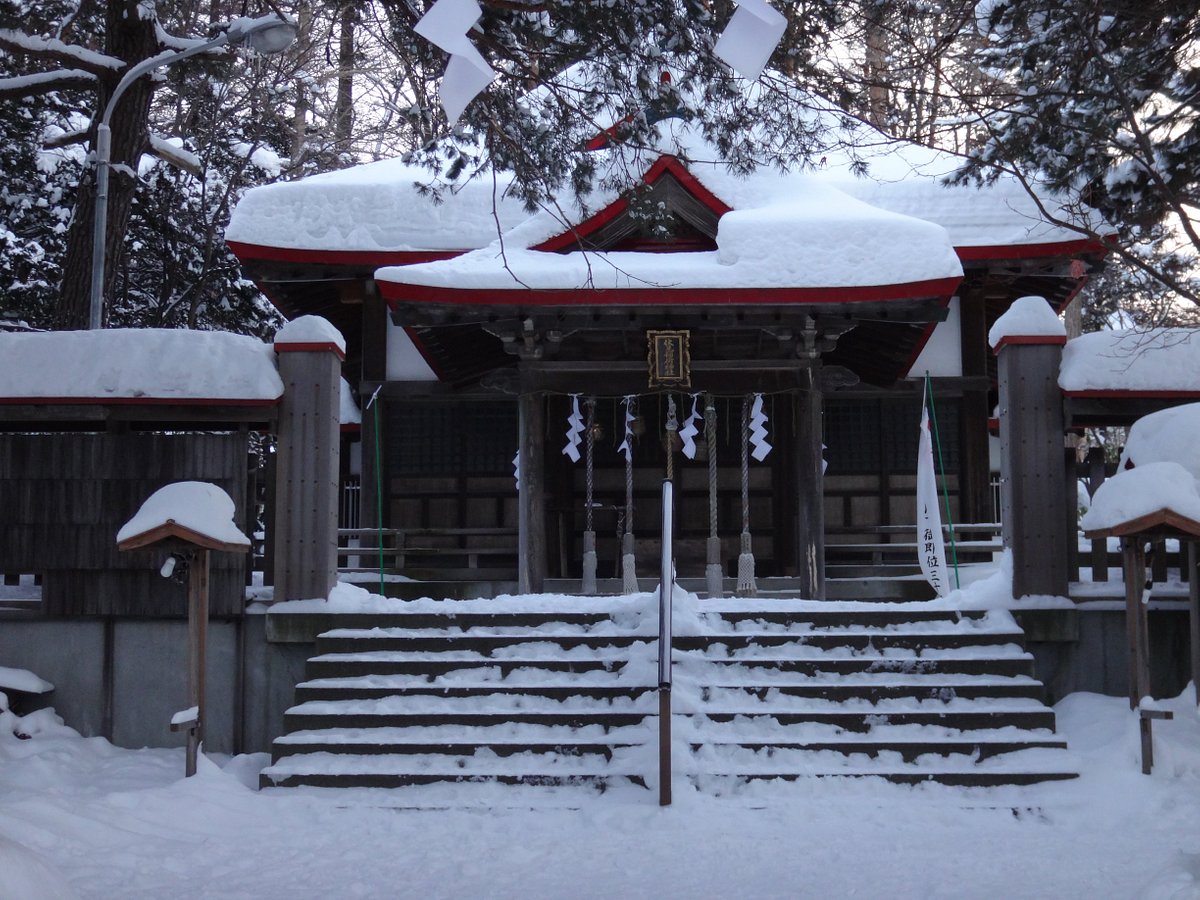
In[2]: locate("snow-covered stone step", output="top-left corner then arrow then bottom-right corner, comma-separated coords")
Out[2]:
306,655 -> 630,679
294,684 -> 655,703
686,708 -> 1057,731
315,633 -> 652,654
679,738 -> 1067,764
313,631 -> 1023,655
297,670 -> 1037,691
260,750 -> 651,789
284,707 -> 654,733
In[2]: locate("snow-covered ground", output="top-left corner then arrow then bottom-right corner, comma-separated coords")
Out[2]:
1,686 -> 1198,899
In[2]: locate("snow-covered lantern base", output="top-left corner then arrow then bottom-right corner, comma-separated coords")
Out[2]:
117,482 -> 250,777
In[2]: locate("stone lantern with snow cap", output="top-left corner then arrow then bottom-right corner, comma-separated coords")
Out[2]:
118,481 -> 250,777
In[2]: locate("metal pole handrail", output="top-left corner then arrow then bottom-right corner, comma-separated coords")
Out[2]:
658,478 -> 674,806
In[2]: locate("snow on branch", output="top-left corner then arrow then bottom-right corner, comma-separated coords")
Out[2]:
148,134 -> 202,176
0,29 -> 123,74
0,68 -> 97,98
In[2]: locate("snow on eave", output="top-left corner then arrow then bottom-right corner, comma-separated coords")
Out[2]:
0,329 -> 283,403
377,174 -> 964,295
226,156 -> 529,256
1060,329 -> 1200,395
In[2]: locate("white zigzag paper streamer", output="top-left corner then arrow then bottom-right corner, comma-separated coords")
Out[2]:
512,450 -> 520,491
563,395 -> 584,463
749,393 -> 772,461
714,0 -> 787,81
414,0 -> 496,122
679,394 -> 701,460
617,396 -> 635,462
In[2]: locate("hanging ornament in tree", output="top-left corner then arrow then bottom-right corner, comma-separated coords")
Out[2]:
617,396 -> 636,462
563,395 -> 584,463
749,393 -> 772,461
414,0 -> 496,122
679,394 -> 701,460
714,0 -> 787,81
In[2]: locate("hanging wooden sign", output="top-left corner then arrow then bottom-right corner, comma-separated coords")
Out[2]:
647,330 -> 691,387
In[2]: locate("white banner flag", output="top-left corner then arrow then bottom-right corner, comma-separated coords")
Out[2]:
917,402 -> 948,597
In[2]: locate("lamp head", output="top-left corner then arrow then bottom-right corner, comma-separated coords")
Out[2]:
226,14 -> 297,55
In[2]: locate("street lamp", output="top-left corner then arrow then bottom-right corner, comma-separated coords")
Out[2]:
88,14 -> 297,330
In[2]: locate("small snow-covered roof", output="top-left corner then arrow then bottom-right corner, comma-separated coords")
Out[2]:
988,296 -> 1065,349
1080,462 -> 1200,537
1060,330 -> 1200,395
117,481 -> 250,551
1120,403 -> 1200,480
0,329 -> 282,404
275,314 -> 346,355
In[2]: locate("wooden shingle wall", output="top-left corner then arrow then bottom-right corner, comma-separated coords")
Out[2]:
0,432 -> 249,616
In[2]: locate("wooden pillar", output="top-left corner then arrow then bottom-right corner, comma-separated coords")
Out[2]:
995,335 -> 1069,599
794,366 -> 825,599
958,291 -> 992,523
186,548 -> 209,778
273,323 -> 343,602
1122,538 -> 1146,710
518,389 -> 547,593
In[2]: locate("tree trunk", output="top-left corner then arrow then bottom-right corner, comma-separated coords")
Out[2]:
864,3 -> 890,129
56,2 -> 159,329
334,3 -> 355,155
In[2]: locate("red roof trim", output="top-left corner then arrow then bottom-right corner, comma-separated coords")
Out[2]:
992,334 -> 1067,353
380,276 -> 963,308
227,240 -> 464,267
274,340 -> 347,360
532,156 -> 733,254
1063,389 -> 1200,399
0,396 -> 280,407
340,422 -> 362,433
955,238 -> 1109,262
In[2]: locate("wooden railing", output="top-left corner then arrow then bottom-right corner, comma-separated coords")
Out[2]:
337,527 -> 519,580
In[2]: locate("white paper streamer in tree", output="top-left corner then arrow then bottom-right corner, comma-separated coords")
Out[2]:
563,394 -> 584,462
679,394 -> 701,459
749,393 -> 772,461
414,0 -> 496,122
714,0 -> 787,81
617,396 -> 635,462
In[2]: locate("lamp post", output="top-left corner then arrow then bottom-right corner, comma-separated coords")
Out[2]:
88,15 -> 297,330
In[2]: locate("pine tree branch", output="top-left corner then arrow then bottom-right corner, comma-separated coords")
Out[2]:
0,68 -> 97,98
0,29 -> 123,76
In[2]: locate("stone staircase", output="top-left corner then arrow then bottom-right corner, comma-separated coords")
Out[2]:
260,595 -> 1076,797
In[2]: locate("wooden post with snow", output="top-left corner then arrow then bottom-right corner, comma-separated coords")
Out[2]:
117,482 -> 250,777
272,317 -> 344,603
991,297 -> 1070,600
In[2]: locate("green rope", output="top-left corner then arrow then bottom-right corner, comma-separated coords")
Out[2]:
925,373 -> 961,590
372,392 -> 385,598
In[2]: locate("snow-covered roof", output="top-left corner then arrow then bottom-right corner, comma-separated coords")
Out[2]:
226,156 -> 527,254
1120,403 -> 1200,480
988,296 -> 1065,349
116,481 -> 251,550
1059,330 -> 1200,394
1080,462 -> 1200,535
0,329 -> 283,403
227,116 -> 1098,267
